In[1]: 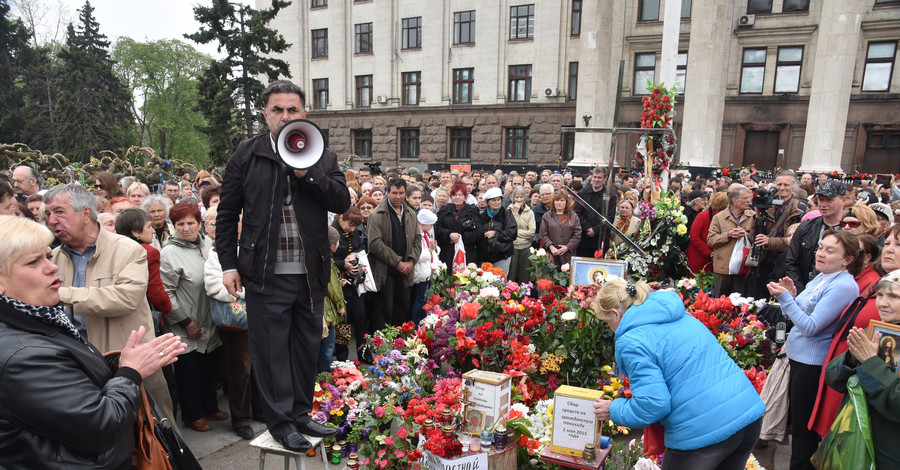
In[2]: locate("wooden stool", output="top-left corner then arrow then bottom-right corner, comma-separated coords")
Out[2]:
539,446 -> 611,470
250,430 -> 331,470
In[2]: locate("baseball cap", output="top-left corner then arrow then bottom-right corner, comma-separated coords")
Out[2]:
687,190 -> 709,201
869,202 -> 894,224
815,180 -> 846,198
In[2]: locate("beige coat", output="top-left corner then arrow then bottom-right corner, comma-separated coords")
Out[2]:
53,227 -> 156,352
707,208 -> 756,275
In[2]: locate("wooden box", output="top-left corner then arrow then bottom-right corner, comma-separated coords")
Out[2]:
462,369 -> 512,429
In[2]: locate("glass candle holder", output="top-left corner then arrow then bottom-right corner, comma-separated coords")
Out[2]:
480,430 -> 493,450
470,435 -> 481,452
582,444 -> 596,463
493,427 -> 508,450
330,445 -> 342,465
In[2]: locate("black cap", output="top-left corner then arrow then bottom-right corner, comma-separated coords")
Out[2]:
687,190 -> 709,201
815,180 -> 846,198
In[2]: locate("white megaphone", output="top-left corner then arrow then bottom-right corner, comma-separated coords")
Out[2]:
275,119 -> 326,169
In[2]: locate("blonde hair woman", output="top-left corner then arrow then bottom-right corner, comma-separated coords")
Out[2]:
591,280 -> 765,470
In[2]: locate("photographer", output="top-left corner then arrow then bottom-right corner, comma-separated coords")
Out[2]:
750,172 -> 806,298
331,207 -> 368,361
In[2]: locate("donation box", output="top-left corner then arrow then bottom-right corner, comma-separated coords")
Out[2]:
461,369 -> 512,429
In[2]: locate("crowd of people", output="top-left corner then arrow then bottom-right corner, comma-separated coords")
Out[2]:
0,81 -> 898,468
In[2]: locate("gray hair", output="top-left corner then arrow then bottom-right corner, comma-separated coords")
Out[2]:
776,171 -> 799,188
727,185 -> 750,205
119,176 -> 136,192
511,187 -> 527,199
539,183 -> 554,194
44,184 -> 98,222
142,195 -> 172,219
14,165 -> 39,181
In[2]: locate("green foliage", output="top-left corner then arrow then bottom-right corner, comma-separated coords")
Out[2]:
0,2 -> 31,144
186,0 -> 292,163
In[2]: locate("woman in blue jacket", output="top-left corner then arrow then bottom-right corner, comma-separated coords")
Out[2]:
592,280 -> 765,470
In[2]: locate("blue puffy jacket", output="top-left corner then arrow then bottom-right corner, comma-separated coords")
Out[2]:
608,291 -> 766,450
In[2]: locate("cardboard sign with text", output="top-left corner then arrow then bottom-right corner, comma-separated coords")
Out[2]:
423,450 -> 488,470
549,385 -> 604,457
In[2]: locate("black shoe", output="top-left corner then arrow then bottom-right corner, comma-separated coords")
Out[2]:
278,432 -> 312,453
296,420 -> 338,438
235,425 -> 254,440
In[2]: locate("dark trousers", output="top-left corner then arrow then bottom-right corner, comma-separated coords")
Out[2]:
714,273 -> 749,297
372,274 -> 409,330
174,348 -> 223,424
509,247 -> 531,283
410,280 -> 431,325
246,274 -> 323,439
789,360 -> 822,470
662,417 -> 762,470
219,328 -> 262,429
343,287 -> 368,355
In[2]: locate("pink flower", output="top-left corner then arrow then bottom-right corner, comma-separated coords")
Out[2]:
394,405 -> 404,415
379,460 -> 388,469
375,406 -> 386,418
384,437 -> 394,446
398,427 -> 408,439
394,450 -> 405,459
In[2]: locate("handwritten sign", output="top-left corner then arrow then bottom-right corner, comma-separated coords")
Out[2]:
424,451 -> 488,470
549,385 -> 603,457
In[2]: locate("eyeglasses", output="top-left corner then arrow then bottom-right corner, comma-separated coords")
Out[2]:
842,220 -> 861,228
359,206 -> 373,210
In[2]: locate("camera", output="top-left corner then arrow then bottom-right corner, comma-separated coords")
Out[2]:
365,161 -> 383,177
343,257 -> 366,288
752,188 -> 774,211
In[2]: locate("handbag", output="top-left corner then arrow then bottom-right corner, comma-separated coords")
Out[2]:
642,423 -> 666,456
758,301 -> 792,343
335,323 -> 352,345
134,385 -> 172,469
145,386 -> 203,470
355,250 -> 378,295
811,375 -> 875,470
728,234 -> 752,275
210,298 -> 247,331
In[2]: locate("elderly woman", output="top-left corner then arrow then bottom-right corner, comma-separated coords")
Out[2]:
824,269 -> 900,469
94,170 -> 122,199
478,187 -> 517,275
509,187 -> 536,283
592,280 -> 765,469
142,195 -> 174,249
356,196 -> 377,233
0,216 -> 185,467
108,196 -> 133,216
370,188 -> 385,206
126,182 -> 150,208
114,208 -> 171,329
707,186 -> 755,297
433,187 -> 450,212
435,182 -> 484,269
611,199 -> 640,246
538,192 -> 582,269
160,202 -> 225,432
767,230 -> 862,470
688,192 -> 728,276
841,205 -> 880,237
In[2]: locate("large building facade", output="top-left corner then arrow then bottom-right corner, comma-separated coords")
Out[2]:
262,0 -> 900,173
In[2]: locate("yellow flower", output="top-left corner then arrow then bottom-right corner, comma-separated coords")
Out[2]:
676,224 -> 687,235
330,409 -> 344,416
603,365 -> 612,372
603,385 -> 614,394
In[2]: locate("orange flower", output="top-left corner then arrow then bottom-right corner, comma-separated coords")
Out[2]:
460,302 -> 481,321
536,279 -> 554,291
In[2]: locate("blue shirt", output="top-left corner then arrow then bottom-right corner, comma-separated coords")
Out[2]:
61,243 -> 96,340
776,270 -> 858,366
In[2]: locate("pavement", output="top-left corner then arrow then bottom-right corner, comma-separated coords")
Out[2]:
182,392 -> 792,470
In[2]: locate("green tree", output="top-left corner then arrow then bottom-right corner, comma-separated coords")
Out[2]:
113,37 -> 211,162
186,0 -> 291,162
0,2 -> 32,144
54,0 -> 133,162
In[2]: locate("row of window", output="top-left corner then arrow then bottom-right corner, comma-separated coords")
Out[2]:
309,63 -> 579,110
349,127 -> 542,161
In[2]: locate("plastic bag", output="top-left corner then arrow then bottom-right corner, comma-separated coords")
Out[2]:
210,298 -> 248,331
811,375 -> 875,470
728,234 -> 752,275
355,250 -> 378,295
452,239 -> 467,274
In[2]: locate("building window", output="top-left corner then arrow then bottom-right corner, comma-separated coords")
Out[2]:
449,127 -> 472,160
875,0 -> 900,4
782,0 -> 809,12
682,0 -> 692,18
568,62 -> 578,101
311,29 -> 328,58
452,68 -> 474,104
509,4 -> 534,40
675,52 -> 687,94
401,72 -> 420,105
508,65 -> 532,102
453,11 -> 475,45
399,128 -> 420,159
402,17 -> 421,49
747,0 -> 772,14
862,41 -> 897,92
562,131 -> 575,161
505,127 -> 529,160
355,75 -> 372,107
311,0 -> 326,8
352,129 -> 372,158
774,46 -> 802,93
571,0 -> 582,36
633,53 -> 655,95
312,78 -> 328,110
355,23 -> 372,54
739,48 -> 766,94
639,0 -> 659,21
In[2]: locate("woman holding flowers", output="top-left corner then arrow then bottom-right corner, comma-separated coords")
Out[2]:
766,229 -> 862,470
591,280 -> 765,470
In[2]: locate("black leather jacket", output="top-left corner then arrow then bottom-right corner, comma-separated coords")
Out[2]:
0,301 -> 141,469
478,207 -> 518,263
434,203 -> 484,268
785,216 -> 828,293
216,134 -> 351,298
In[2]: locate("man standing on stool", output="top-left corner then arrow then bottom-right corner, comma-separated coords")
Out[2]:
216,80 -> 350,452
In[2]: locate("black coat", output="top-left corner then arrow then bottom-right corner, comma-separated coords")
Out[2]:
216,134 -> 351,297
0,301 -> 142,469
785,216 -> 828,293
435,203 -> 484,267
574,184 -> 617,252
478,207 -> 518,263
331,219 -> 367,272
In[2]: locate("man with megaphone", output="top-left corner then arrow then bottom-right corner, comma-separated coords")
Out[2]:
216,80 -> 351,452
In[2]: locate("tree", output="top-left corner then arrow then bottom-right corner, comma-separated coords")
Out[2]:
10,0 -> 70,47
113,38 -> 211,162
0,2 -> 32,144
186,0 -> 291,161
54,0 -> 133,162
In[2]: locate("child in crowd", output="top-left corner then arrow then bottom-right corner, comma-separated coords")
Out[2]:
318,226 -> 347,373
411,209 -> 440,324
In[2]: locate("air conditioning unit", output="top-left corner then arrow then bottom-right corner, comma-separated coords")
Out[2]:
544,87 -> 559,98
376,95 -> 388,104
738,14 -> 755,27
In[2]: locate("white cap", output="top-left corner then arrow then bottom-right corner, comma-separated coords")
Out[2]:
417,208 -> 437,225
482,187 -> 503,202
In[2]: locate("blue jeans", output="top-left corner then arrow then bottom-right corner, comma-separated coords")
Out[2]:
317,326 -> 335,373
410,280 -> 431,325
